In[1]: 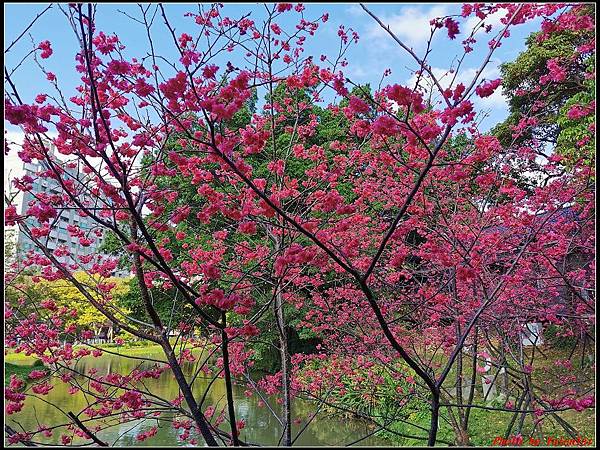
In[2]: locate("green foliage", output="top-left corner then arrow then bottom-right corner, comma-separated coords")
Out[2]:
5,273 -> 44,319
543,324 -> 579,350
5,360 -> 45,386
493,5 -> 595,168
225,87 -> 257,130
35,273 -> 130,331
495,29 -> 592,145
313,363 -> 454,445
115,277 -> 193,326
556,68 -> 595,165
250,319 -> 322,373
4,228 -> 18,269
98,230 -> 131,271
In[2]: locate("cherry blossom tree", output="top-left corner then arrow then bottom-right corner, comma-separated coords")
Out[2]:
4,2 -> 595,447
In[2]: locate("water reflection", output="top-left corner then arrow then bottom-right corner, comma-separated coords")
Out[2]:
8,350 -> 391,447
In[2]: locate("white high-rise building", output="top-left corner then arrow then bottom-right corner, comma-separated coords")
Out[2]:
16,156 -> 104,265
6,143 -> 128,277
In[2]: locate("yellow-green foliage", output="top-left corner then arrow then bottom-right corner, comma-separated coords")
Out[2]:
36,272 -> 131,329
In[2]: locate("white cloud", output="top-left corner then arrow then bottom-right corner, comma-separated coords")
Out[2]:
405,58 -> 507,111
343,62 -> 384,82
407,66 -> 454,92
345,4 -> 364,17
477,83 -> 507,110
364,5 -> 451,51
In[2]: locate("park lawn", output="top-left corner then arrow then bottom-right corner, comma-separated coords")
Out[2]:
4,341 -> 200,387
4,342 -> 168,384
5,361 -> 45,385
5,339 -> 210,367
3,345 -> 167,365
4,351 -> 40,365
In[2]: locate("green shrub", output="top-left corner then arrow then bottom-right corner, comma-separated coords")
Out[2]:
543,324 -> 578,349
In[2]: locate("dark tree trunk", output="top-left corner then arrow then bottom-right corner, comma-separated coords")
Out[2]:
221,315 -> 240,446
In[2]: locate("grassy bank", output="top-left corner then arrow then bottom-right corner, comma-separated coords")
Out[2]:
3,340 -> 196,365
4,342 -> 168,385
301,343 -> 595,447
5,360 -> 45,386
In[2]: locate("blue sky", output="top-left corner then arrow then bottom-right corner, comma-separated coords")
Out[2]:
5,3 -> 543,133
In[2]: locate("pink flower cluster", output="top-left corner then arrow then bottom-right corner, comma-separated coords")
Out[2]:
475,79 -> 502,98
38,40 -> 52,58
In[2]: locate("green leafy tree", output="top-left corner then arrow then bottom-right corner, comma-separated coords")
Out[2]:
493,5 -> 595,165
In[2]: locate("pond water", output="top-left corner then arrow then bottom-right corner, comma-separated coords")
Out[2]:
8,349 -> 392,447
